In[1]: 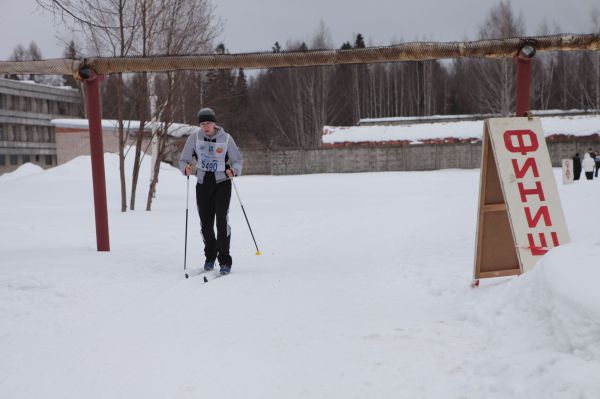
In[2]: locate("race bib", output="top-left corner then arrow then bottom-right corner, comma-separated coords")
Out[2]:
196,134 -> 229,172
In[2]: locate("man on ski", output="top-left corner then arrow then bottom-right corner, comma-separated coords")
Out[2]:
179,108 -> 243,275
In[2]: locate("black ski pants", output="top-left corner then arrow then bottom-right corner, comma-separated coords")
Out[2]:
196,172 -> 232,266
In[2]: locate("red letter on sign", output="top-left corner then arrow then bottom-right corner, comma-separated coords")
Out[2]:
527,232 -> 560,256
512,158 -> 540,179
525,206 -> 552,228
504,130 -> 539,155
518,181 -> 546,202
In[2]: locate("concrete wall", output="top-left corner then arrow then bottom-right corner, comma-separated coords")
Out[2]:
56,129 -> 122,165
236,139 -> 600,175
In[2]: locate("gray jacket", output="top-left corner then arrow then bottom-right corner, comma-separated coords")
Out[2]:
179,126 -> 243,183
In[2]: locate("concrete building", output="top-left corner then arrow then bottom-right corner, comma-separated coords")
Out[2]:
0,78 -> 82,175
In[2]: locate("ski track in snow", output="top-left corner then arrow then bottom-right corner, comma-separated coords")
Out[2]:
1,155 -> 599,398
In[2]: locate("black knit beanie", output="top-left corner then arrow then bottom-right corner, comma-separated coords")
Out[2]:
197,108 -> 216,123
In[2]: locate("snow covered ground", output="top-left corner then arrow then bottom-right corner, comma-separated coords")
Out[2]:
1,153 -> 599,398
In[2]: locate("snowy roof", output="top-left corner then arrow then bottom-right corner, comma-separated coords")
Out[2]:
324,113 -> 600,145
0,77 -> 78,92
51,118 -> 199,138
357,109 -> 594,125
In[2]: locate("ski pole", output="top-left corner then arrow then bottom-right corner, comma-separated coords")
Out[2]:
231,178 -> 261,256
184,175 -> 190,278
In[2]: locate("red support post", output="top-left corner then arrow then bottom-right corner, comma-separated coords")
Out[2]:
515,48 -> 534,117
81,67 -> 110,251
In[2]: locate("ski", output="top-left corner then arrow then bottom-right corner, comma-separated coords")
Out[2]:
203,272 -> 230,282
184,268 -> 213,279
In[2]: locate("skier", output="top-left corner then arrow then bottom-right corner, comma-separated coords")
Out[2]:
179,108 -> 243,275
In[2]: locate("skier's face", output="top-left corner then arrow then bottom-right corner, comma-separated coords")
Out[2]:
200,121 -> 216,136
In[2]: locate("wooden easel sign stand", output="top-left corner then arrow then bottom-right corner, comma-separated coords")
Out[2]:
473,117 -> 570,286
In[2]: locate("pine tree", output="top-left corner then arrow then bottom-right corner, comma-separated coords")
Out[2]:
352,34 -> 367,120
354,34 -> 365,49
62,41 -> 80,88
328,40 -> 356,125
231,68 -> 257,146
203,43 -> 235,128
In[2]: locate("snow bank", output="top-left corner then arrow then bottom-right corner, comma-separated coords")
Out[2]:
463,239 -> 600,398
538,239 -> 600,360
0,163 -> 44,182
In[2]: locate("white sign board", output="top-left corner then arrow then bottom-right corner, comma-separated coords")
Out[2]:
562,159 -> 574,185
487,117 -> 571,273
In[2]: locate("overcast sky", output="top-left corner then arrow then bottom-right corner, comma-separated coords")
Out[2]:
0,0 -> 598,60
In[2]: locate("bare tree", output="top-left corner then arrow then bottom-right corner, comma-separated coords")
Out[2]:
591,8 -> 600,112
145,0 -> 221,211
473,0 -> 525,115
38,0 -> 141,212
7,42 -> 62,84
129,0 -> 158,211
37,0 -> 220,211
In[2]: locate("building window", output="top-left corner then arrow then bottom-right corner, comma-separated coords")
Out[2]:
10,155 -> 18,165
0,154 -> 5,165
0,125 -> 4,141
20,127 -> 27,142
45,155 -> 53,165
35,155 -> 40,162
22,155 -> 30,163
7,125 -> 15,141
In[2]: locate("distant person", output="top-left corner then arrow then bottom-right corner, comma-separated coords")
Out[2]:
573,153 -> 582,181
582,153 -> 595,180
595,152 -> 600,178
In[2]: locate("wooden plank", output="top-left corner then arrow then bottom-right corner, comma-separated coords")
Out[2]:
483,203 -> 507,212
473,126 -> 490,280
479,269 -> 521,279
473,121 -> 520,280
